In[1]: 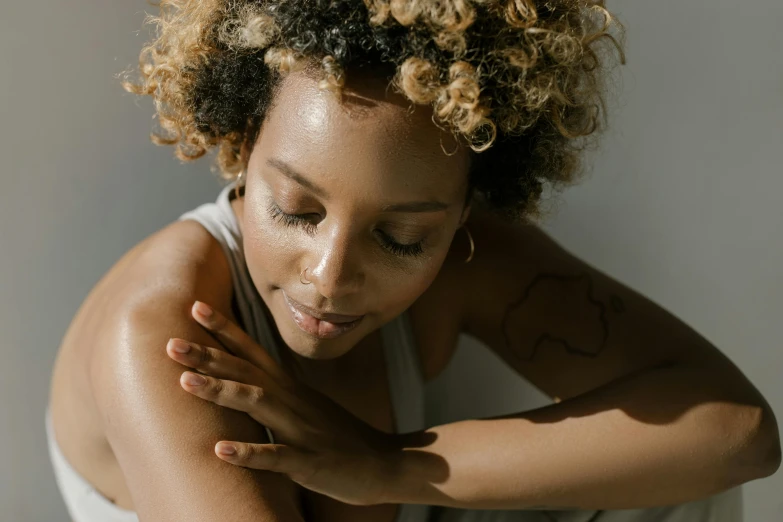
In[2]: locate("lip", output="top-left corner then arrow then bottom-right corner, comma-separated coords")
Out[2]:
283,292 -> 365,339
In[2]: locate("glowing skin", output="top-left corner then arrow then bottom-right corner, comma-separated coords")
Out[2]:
232,68 -> 472,368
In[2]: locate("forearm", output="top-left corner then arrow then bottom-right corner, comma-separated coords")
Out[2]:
385,361 -> 780,510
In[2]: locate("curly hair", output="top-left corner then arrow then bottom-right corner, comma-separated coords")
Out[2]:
123,0 -> 626,220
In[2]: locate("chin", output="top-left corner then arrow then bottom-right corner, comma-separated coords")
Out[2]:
279,325 -> 356,360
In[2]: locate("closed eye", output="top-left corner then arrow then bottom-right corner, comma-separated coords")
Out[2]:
374,230 -> 424,258
268,201 -> 425,258
267,202 -> 319,236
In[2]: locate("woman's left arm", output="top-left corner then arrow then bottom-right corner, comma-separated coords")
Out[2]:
388,213 -> 781,510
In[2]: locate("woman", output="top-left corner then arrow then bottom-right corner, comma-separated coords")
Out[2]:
46,1 -> 780,521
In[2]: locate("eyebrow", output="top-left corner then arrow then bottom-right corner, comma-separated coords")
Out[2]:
267,158 -> 329,198
266,157 -> 450,213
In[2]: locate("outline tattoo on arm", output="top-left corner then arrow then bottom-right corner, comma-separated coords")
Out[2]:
501,272 -> 625,364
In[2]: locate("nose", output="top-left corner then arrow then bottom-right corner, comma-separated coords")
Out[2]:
307,226 -> 365,300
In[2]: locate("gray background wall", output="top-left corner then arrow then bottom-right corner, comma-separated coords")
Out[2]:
1,1 -> 780,520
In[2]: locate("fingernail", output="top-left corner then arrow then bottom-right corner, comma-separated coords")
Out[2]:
217,443 -> 236,455
194,301 -> 213,318
169,338 -> 191,354
182,372 -> 206,386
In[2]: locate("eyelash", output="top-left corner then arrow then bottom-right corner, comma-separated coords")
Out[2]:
266,202 -> 425,258
267,202 -> 318,236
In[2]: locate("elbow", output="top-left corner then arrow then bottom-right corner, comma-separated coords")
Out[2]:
726,402 -> 781,485
761,439 -> 782,478
755,408 -> 782,478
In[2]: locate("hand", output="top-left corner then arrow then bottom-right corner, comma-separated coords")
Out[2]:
165,301 -> 401,506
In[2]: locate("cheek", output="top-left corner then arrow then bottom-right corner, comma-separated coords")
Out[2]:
371,254 -> 446,320
242,206 -> 298,289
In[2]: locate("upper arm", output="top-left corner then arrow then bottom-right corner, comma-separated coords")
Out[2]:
458,211 -> 737,402
91,221 -> 303,522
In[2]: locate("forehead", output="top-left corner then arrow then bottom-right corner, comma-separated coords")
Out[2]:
253,69 -> 471,205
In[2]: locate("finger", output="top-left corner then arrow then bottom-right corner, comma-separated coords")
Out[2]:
180,372 -> 291,432
215,441 -> 310,478
191,301 -> 286,381
167,338 -> 263,384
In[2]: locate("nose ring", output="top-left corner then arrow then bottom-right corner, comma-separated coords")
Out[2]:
300,267 -> 312,285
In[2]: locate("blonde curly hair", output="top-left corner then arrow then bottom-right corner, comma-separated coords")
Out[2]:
124,0 -> 626,219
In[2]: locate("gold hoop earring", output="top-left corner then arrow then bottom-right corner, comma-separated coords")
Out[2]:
300,267 -> 312,285
462,225 -> 475,264
234,170 -> 245,200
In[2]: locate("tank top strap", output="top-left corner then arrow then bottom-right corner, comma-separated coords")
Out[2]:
381,311 -> 432,521
381,310 -> 427,435
177,180 -> 279,443
177,183 -> 277,356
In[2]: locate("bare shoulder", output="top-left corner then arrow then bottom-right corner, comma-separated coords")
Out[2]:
56,218 -> 233,383
82,217 -> 237,415
57,218 -> 303,520
53,218 -> 231,408
97,218 -> 234,331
